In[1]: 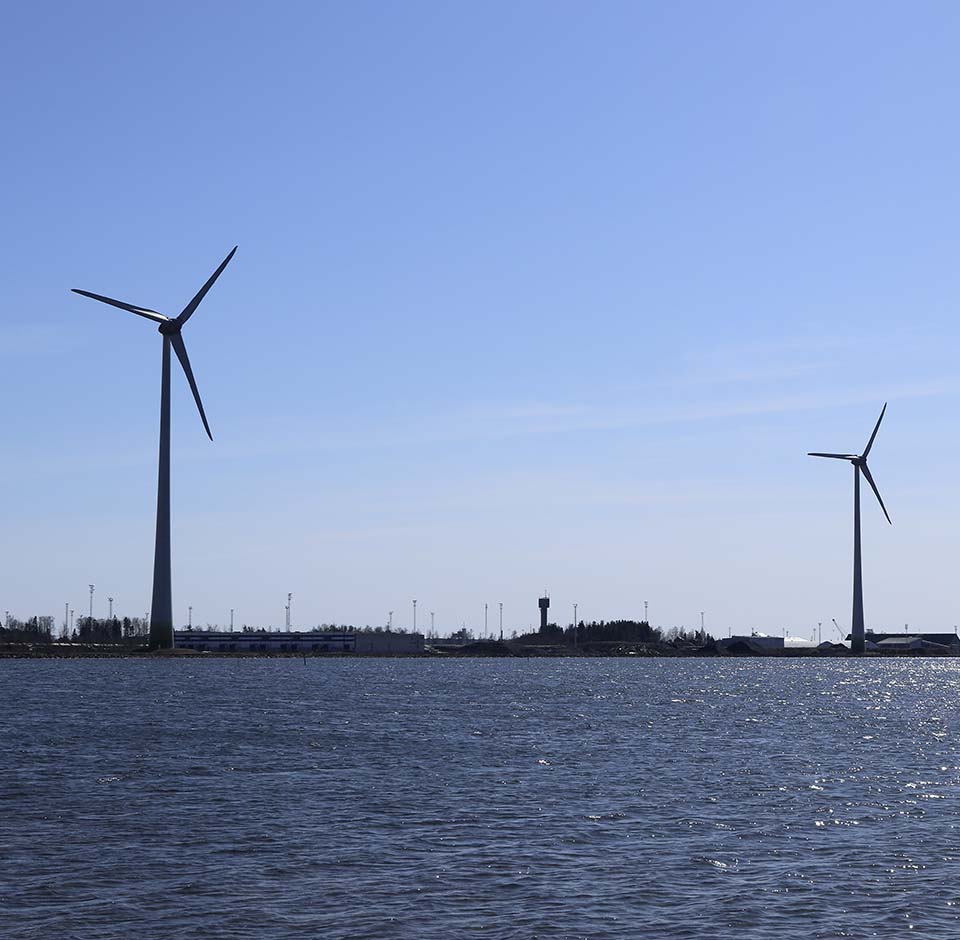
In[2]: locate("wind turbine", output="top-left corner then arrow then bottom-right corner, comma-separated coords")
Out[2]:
809,404 -> 891,654
72,248 -> 237,650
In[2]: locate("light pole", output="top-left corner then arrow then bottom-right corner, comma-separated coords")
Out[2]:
573,603 -> 578,647
484,603 -> 488,639
388,610 -> 393,631
188,605 -> 192,628
644,600 -> 648,623
413,599 -> 417,633
499,602 -> 503,641
700,611 -> 704,633
430,611 -> 435,637
230,608 -> 234,632
109,597 -> 114,619
89,584 -> 94,620
818,621 -> 822,645
64,602 -> 69,637
70,609 -> 74,632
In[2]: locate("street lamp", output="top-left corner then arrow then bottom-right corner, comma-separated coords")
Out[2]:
89,584 -> 94,620
499,602 -> 503,641
413,599 -> 417,633
188,606 -> 192,628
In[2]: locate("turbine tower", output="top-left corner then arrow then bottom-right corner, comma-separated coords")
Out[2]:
809,404 -> 892,654
73,248 -> 236,650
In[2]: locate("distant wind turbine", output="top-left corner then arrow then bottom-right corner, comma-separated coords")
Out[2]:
809,404 -> 891,654
72,248 -> 237,650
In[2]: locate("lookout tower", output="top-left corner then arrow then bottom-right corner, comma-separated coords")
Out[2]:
539,593 -> 550,633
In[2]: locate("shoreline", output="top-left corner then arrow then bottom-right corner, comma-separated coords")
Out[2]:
2,641 -> 958,660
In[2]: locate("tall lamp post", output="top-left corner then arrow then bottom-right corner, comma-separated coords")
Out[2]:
89,584 -> 94,621
499,602 -> 503,641
574,603 -> 578,647
413,599 -> 417,633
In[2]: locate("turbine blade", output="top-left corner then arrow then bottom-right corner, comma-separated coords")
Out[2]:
808,452 -> 855,459
171,333 -> 212,440
71,289 -> 167,324
175,246 -> 237,327
862,403 -> 887,457
861,462 -> 891,524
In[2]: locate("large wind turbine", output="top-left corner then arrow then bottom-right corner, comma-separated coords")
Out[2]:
809,404 -> 891,654
73,248 -> 237,650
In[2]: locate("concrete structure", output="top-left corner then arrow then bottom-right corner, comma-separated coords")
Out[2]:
539,595 -> 550,633
174,630 -> 425,654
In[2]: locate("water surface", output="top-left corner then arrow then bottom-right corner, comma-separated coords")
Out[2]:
3,658 -> 960,939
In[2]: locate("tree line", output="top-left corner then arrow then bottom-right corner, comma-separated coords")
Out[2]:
0,615 -> 149,644
528,619 -> 714,646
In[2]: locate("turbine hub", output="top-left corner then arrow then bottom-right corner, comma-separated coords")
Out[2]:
158,320 -> 180,336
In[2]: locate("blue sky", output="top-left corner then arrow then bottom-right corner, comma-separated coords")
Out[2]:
4,2 -> 960,636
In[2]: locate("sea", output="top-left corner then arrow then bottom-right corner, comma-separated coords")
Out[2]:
3,657 -> 960,939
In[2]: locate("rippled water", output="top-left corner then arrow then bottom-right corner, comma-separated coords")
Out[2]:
4,658 -> 960,939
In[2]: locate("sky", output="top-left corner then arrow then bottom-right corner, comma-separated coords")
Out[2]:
3,1 -> 960,638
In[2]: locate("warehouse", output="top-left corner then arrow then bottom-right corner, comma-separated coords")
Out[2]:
173,630 -> 424,654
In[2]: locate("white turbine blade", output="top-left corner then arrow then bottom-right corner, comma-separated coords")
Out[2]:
808,452 -> 855,459
861,463 -> 891,524
175,246 -> 237,327
72,289 -> 167,324
862,403 -> 887,457
171,333 -> 213,440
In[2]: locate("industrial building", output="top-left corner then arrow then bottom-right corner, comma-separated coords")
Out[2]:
861,631 -> 960,652
173,630 -> 425,654
716,629 -> 960,654
716,634 -> 818,653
